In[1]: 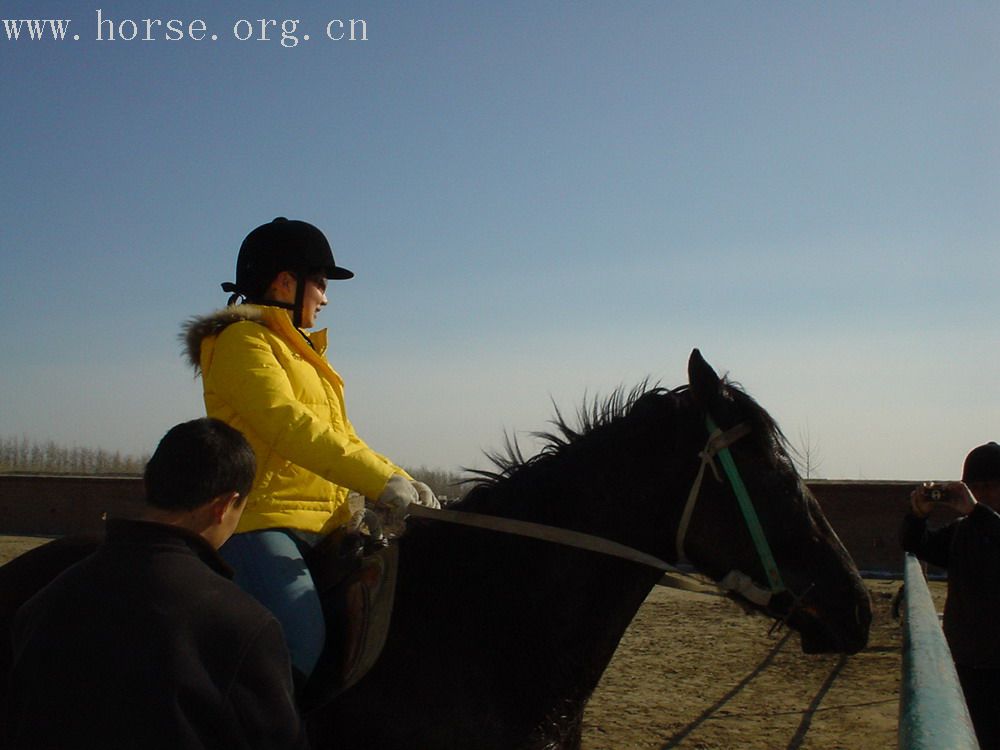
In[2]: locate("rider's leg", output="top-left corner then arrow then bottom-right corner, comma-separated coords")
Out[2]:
219,528 -> 326,680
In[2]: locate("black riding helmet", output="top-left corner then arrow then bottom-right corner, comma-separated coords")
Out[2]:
221,217 -> 353,327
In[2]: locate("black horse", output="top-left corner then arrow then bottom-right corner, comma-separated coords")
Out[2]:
0,350 -> 870,749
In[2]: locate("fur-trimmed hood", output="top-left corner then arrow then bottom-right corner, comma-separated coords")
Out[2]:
181,305 -> 266,372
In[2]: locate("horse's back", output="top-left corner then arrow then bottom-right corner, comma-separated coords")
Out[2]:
0,535 -> 101,712
0,536 -> 102,620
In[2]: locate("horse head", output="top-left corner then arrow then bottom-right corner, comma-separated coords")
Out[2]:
658,349 -> 871,654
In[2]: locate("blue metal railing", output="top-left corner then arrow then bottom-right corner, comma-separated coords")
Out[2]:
898,553 -> 979,749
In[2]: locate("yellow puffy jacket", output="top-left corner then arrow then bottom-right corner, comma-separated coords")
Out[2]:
183,304 -> 407,534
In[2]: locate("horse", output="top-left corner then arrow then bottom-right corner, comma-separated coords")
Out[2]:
0,350 -> 871,749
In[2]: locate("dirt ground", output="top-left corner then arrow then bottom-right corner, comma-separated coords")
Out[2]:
1,536 -> 934,749
0,536 -> 53,565
582,578 -> 933,750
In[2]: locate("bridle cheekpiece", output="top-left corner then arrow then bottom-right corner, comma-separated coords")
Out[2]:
676,416 -> 788,607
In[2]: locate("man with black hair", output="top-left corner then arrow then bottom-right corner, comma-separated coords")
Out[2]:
6,418 -> 309,749
902,441 -> 1000,749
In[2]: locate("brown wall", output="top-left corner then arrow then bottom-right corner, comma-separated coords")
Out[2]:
0,475 -> 938,575
0,474 -> 144,537
809,480 -> 911,575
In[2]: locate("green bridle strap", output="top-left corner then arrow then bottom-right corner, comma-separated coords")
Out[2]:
706,416 -> 787,595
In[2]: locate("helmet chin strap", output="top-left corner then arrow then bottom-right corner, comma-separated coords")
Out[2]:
292,269 -> 306,329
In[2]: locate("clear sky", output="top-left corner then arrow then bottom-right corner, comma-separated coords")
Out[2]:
1,2 -> 997,480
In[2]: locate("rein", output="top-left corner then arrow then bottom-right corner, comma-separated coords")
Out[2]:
404,504 -> 706,593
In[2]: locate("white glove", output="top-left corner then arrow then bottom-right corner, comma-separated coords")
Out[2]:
377,474 -> 418,518
411,481 -> 441,510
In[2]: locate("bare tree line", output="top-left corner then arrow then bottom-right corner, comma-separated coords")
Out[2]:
0,436 -> 470,501
0,436 -> 149,476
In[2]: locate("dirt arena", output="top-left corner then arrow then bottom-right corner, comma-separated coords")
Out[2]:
1,536 -> 931,749
581,578 -> 918,750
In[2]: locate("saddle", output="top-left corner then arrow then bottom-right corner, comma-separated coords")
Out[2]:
300,511 -> 398,711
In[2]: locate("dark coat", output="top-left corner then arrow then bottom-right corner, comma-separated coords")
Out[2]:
901,504 -> 1000,667
6,520 -> 309,749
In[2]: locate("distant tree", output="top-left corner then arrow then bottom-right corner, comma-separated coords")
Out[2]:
0,437 -> 13,471
794,423 -> 823,480
28,443 -> 42,471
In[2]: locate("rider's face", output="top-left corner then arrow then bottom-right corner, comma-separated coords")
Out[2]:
266,271 -> 328,328
298,274 -> 328,329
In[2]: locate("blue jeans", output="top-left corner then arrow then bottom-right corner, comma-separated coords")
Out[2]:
220,529 -> 326,678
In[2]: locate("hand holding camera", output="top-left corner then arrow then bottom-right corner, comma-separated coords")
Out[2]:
911,481 -> 977,518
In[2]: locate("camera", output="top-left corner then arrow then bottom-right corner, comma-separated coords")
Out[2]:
925,484 -> 949,503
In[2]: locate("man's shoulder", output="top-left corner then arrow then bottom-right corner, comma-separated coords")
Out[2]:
37,530 -> 268,626
185,563 -> 272,619
953,504 -> 1000,543
16,545 -> 277,638
136,541 -> 266,614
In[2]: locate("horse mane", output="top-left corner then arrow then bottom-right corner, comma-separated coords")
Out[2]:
464,380 -> 668,491
463,375 -> 794,502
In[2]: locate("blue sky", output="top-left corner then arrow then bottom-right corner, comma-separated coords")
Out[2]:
1,2 -> 997,480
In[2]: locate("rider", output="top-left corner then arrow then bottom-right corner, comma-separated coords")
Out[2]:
183,216 -> 439,684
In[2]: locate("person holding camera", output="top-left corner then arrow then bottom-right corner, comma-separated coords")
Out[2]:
901,441 -> 1000,749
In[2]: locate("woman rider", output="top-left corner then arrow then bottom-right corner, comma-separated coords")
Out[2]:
183,217 -> 439,684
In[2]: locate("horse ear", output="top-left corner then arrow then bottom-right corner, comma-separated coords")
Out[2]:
688,348 -> 722,409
